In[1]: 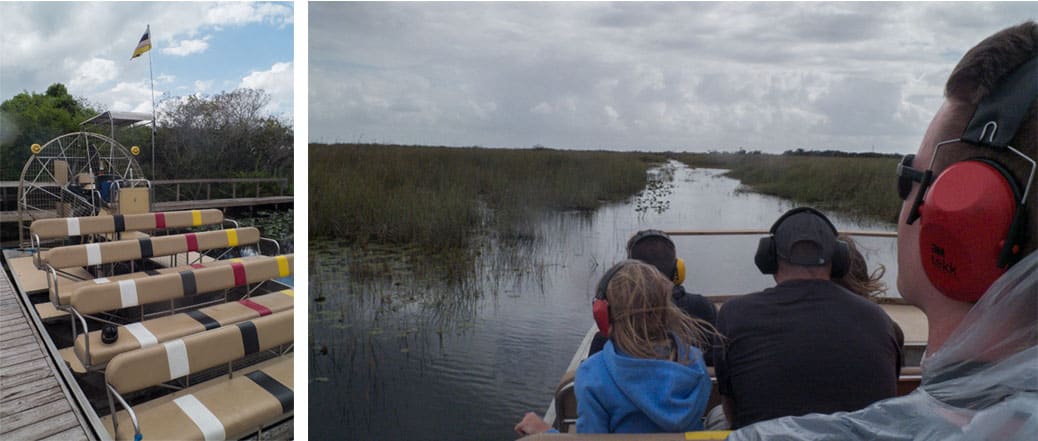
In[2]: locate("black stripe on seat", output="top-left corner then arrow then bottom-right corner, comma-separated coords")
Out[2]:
245,370 -> 293,413
185,310 -> 220,330
179,271 -> 197,296
144,269 -> 160,276
138,238 -> 153,258
237,321 -> 259,355
113,215 -> 125,232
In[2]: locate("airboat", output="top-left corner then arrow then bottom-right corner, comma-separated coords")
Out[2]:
2,112 -> 294,441
519,230 -> 927,440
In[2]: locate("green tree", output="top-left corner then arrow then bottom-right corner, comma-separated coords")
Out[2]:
0,83 -> 98,180
156,88 -> 292,180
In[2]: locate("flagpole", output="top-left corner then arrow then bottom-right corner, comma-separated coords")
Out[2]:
147,24 -> 157,180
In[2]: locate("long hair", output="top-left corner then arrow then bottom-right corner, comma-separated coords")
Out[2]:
835,234 -> 887,300
603,260 -> 713,363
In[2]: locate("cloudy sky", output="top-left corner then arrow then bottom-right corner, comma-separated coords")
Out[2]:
1,1 -> 293,122
311,2 -> 1035,153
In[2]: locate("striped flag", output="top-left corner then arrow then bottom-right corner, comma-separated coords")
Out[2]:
131,25 -> 151,60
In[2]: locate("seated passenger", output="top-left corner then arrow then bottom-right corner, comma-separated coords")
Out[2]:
714,207 -> 901,429
729,22 -> 1038,440
515,260 -> 713,435
836,234 -> 905,352
590,229 -> 717,365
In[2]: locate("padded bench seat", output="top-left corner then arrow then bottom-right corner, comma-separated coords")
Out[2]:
71,289 -> 294,368
108,354 -> 293,441
31,209 -> 224,240
53,257 -> 258,306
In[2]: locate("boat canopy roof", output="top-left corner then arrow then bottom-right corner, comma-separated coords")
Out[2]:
80,110 -> 152,128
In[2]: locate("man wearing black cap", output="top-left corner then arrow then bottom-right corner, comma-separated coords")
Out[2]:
713,207 -> 901,429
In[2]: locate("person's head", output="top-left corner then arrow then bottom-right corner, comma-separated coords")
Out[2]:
627,230 -> 685,285
755,207 -> 849,283
592,260 -> 709,362
835,234 -> 887,300
897,22 -> 1038,309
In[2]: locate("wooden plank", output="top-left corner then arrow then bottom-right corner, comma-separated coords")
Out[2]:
0,348 -> 45,368
0,395 -> 74,433
0,335 -> 37,349
0,361 -> 53,389
0,356 -> 50,379
1,406 -> 81,440
0,324 -> 32,343
37,425 -> 89,441
0,382 -> 64,417
1,342 -> 42,360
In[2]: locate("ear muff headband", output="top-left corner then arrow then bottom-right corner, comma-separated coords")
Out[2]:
918,159 -> 1022,302
754,207 -> 849,278
593,261 -> 630,336
627,230 -> 684,284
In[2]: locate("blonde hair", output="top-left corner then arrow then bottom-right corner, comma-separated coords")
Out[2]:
603,260 -> 714,363
836,234 -> 887,300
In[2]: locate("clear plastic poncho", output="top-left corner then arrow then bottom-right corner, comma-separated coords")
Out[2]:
729,250 -> 1038,441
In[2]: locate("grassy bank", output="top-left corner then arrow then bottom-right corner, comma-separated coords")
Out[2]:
310,144 -> 663,250
675,152 -> 902,224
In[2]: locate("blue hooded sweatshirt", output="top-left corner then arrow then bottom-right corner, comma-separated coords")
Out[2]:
575,338 -> 711,433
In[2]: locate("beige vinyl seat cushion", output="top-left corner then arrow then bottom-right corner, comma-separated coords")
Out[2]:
31,210 -> 224,240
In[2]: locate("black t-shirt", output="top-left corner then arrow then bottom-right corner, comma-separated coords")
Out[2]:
589,285 -> 718,364
714,279 -> 901,429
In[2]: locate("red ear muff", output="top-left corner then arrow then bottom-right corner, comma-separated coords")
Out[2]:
918,160 -> 1020,302
592,298 -> 610,336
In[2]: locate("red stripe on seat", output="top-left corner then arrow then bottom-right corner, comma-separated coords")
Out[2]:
190,263 -> 205,269
155,213 -> 166,229
232,262 -> 247,286
239,299 -> 272,316
185,233 -> 198,251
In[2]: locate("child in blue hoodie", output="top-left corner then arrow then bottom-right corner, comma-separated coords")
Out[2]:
516,260 -> 714,435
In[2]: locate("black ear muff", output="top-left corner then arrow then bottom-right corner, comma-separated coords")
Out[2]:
627,229 -> 682,284
754,236 -> 777,274
831,240 -> 850,278
757,207 -> 843,276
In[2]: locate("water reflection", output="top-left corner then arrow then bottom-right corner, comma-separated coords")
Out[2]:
309,162 -> 898,441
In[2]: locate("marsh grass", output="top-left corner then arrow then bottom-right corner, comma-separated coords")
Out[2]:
310,143 -> 663,251
676,152 -> 902,223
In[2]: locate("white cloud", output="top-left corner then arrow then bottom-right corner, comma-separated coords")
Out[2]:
66,57 -> 118,90
194,80 -> 214,93
239,62 -> 293,119
162,37 -> 210,56
205,2 -> 292,28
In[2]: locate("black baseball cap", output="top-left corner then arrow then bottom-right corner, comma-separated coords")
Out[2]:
773,210 -> 838,266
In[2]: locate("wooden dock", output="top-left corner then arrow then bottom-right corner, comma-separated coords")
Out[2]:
0,267 -> 94,440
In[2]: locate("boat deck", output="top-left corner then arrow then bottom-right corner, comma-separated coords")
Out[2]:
0,265 -> 94,440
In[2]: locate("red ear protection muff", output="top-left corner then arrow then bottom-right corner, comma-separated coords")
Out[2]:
627,230 -> 685,285
754,207 -> 849,278
592,261 -> 630,336
918,159 -> 1022,302
903,56 -> 1036,302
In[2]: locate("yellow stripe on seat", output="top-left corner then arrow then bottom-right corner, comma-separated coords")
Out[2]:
686,431 -> 732,440
192,210 -> 203,226
226,229 -> 239,246
276,256 -> 290,277
281,289 -> 293,297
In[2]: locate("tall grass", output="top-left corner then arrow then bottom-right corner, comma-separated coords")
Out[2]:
675,152 -> 903,224
310,144 -> 663,250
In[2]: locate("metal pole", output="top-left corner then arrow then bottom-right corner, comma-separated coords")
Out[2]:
148,24 -> 157,180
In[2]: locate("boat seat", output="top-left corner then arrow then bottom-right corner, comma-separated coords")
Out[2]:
69,255 -> 293,314
105,312 -> 293,441
70,288 -> 294,369
52,256 -> 261,306
43,227 -> 260,270
30,209 -> 224,240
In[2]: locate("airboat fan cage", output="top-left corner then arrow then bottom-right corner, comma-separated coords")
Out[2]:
17,131 -> 147,246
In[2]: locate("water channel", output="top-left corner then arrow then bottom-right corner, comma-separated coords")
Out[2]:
309,162 -> 898,441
